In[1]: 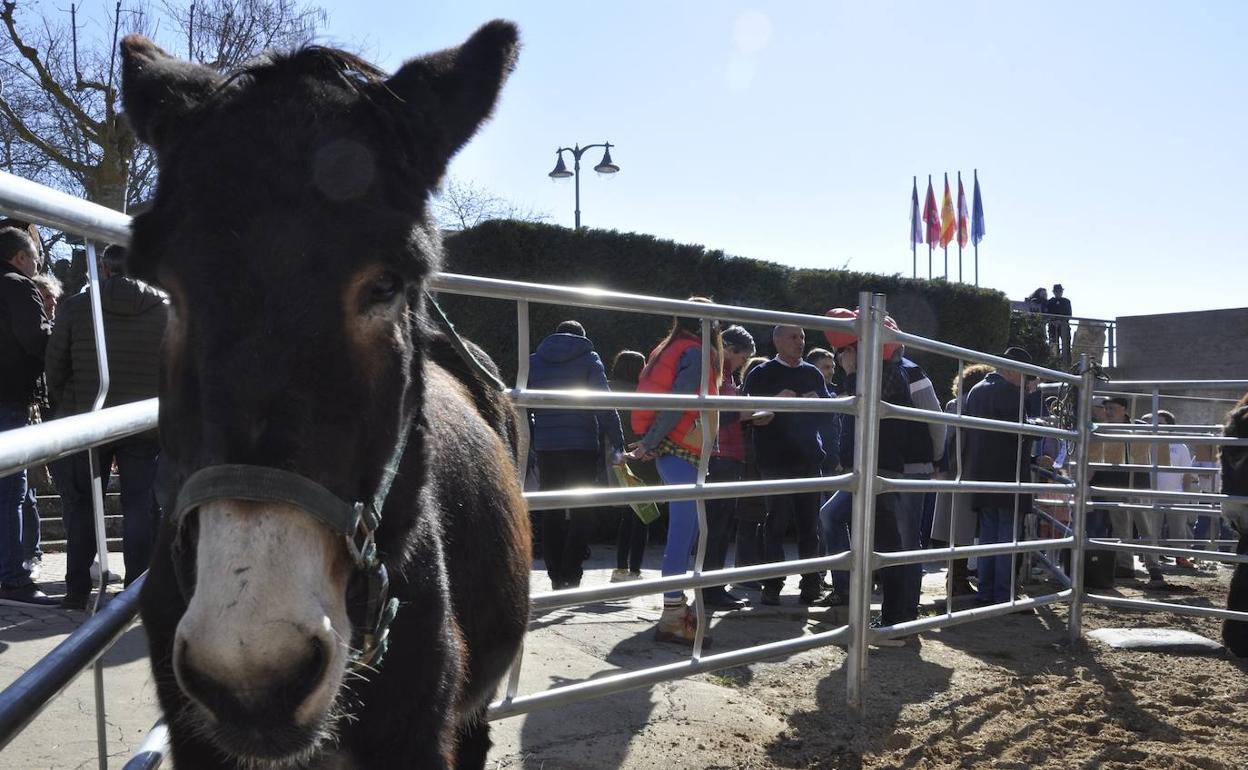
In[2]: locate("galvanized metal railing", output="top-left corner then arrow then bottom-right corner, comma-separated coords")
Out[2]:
4,169 -> 1248,768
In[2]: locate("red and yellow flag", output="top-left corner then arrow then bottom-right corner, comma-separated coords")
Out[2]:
939,173 -> 956,248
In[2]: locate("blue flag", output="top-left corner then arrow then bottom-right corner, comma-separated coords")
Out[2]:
909,177 -> 922,247
971,169 -> 986,246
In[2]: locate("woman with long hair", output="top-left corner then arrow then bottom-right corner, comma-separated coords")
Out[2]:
626,298 -> 723,645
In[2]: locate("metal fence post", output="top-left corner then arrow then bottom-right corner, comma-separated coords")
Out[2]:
1068,353 -> 1094,644
502,299 -> 531,704
1107,323 -> 1116,368
691,318 -> 716,658
847,292 -> 885,717
83,239 -> 115,770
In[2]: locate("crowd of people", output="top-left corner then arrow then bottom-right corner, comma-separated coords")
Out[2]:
526,301 -> 1242,649
0,223 -> 167,608
527,304 -> 1041,647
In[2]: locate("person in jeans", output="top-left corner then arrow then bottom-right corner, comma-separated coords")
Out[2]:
0,226 -> 57,606
701,325 -> 756,609
743,325 -> 832,606
963,346 -> 1035,608
626,300 -> 721,645
528,320 -> 625,591
45,245 -> 169,608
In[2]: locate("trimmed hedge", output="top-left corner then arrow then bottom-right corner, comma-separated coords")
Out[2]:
439,220 -> 1011,403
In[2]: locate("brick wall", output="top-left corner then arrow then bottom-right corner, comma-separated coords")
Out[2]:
1112,307 -> 1248,428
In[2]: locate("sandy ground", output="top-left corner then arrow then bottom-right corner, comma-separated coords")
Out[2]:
488,550 -> 1247,770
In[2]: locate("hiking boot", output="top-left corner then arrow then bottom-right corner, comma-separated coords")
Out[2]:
655,601 -> 712,647
799,586 -> 825,605
610,569 -> 642,583
758,589 -> 782,606
1145,568 -> 1167,590
702,589 -> 744,610
1175,557 -> 1196,570
0,584 -> 60,608
61,592 -> 90,611
869,617 -> 906,647
816,591 -> 849,608
950,578 -> 978,597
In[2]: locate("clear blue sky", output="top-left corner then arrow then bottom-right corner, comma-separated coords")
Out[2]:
318,2 -> 1244,320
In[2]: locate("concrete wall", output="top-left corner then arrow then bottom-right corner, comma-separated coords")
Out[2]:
1111,307 -> 1248,429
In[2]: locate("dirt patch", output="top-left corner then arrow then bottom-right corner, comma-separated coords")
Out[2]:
733,565 -> 1248,770
489,555 -> 1245,769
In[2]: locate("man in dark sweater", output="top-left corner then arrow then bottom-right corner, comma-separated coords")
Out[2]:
45,245 -> 169,608
743,325 -> 832,605
962,346 -> 1035,606
0,227 -> 58,606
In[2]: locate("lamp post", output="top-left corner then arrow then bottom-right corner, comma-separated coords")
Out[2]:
548,142 -> 619,230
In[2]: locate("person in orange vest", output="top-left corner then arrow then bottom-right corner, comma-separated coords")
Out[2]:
626,299 -> 722,645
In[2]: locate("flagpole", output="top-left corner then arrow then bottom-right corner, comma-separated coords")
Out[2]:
957,170 -> 964,282
927,176 -> 933,279
912,176 -> 917,279
943,245 -> 948,280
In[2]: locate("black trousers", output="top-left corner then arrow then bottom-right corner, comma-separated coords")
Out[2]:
615,509 -> 648,572
704,457 -> 744,576
759,463 -> 822,593
536,449 -> 600,588
61,438 -> 160,595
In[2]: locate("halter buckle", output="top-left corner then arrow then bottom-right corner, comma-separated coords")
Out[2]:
346,501 -> 380,569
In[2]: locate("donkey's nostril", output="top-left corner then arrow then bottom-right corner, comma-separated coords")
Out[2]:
176,634 -> 331,726
284,636 -> 328,710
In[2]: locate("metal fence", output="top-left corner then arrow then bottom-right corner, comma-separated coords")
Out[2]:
3,169 -> 1248,769
1010,307 -> 1117,367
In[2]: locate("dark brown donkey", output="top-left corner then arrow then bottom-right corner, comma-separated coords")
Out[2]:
119,21 -> 530,769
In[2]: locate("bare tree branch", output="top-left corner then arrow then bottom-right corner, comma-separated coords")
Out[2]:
0,94 -> 90,173
432,177 -> 551,231
1,1 -> 102,133
0,0 -> 325,208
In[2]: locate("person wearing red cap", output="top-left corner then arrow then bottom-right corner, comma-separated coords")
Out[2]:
818,308 -> 946,627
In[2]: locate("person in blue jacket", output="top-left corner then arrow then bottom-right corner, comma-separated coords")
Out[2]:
529,320 -> 625,590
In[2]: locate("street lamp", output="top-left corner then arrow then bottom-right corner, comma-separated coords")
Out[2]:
548,142 -> 619,230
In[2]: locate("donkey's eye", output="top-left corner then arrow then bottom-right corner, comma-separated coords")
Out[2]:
368,272 -> 404,304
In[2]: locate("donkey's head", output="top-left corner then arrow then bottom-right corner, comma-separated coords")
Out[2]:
120,22 -> 517,763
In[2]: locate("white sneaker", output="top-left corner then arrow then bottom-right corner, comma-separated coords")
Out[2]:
22,558 -> 41,580
89,561 -> 123,585
610,569 -> 642,583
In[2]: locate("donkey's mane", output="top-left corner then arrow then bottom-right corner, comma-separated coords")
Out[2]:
219,45 -> 388,97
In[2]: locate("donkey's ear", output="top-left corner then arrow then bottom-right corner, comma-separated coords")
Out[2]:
385,20 -> 519,175
120,35 -> 223,156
